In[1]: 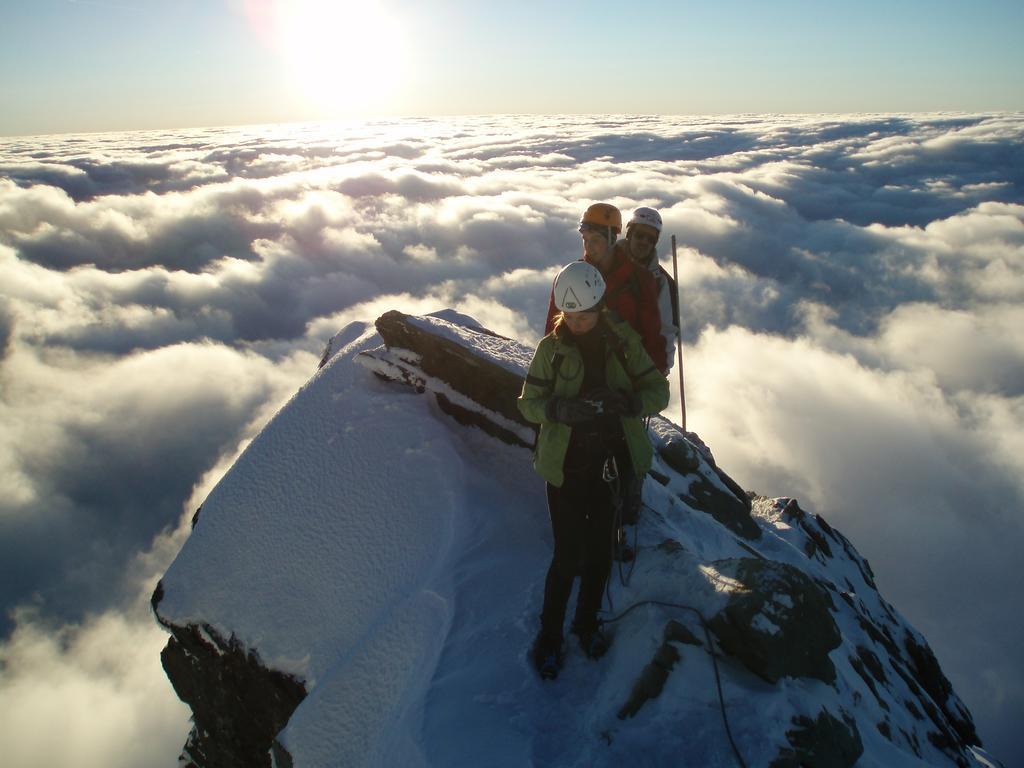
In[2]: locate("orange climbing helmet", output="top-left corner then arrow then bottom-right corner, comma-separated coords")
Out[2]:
579,203 -> 622,233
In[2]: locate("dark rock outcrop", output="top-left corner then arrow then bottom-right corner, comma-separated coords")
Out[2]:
649,421 -> 760,540
771,708 -> 864,768
358,310 -> 535,447
706,558 -> 842,684
617,620 -> 703,720
904,632 -> 978,748
152,581 -> 306,768
751,495 -> 983,765
779,497 -> 877,587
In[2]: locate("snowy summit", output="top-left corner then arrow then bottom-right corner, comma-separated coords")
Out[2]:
152,310 -> 998,768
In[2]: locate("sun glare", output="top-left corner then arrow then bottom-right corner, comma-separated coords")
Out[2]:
261,0 -> 407,115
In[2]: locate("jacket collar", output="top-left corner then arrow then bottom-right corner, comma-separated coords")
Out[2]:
614,238 -> 655,269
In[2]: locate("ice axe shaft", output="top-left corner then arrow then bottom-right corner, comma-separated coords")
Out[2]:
671,234 -> 686,432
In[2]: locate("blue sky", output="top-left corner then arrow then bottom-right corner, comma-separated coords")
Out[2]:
1,0 -> 1022,136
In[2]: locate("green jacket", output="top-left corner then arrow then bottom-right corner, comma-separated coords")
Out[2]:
517,313 -> 670,487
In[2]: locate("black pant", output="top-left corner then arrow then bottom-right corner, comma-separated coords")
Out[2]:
539,469 -> 617,642
620,470 -> 643,526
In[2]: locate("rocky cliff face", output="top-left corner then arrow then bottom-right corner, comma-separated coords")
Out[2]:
152,310 -> 990,768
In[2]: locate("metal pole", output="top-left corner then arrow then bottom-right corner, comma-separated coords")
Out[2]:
671,235 -> 686,432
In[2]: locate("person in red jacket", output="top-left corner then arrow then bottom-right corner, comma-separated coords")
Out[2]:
616,207 -> 679,375
544,203 -> 667,375
543,203 -> 666,562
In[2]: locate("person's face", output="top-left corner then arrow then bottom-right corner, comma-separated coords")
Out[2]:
563,309 -> 600,335
627,223 -> 659,263
580,224 -> 612,267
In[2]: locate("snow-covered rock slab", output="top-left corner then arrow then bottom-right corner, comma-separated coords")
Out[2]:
155,320 -> 464,766
152,310 -> 992,768
357,309 -> 536,448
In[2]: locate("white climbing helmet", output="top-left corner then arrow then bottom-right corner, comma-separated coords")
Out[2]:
628,206 -> 663,232
552,261 -> 606,312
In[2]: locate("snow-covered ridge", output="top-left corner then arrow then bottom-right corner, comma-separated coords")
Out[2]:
152,310 -> 998,768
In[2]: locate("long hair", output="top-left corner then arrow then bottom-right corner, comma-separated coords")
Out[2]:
552,304 -> 609,339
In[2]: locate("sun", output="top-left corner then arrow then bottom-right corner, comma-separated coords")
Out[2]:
251,0 -> 408,115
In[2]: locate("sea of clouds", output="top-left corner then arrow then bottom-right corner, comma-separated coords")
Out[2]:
1,113 -> 1022,766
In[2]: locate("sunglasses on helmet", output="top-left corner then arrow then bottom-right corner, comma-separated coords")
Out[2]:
630,229 -> 658,246
579,222 -> 612,237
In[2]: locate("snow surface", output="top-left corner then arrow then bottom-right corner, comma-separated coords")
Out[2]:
157,314 -> 992,768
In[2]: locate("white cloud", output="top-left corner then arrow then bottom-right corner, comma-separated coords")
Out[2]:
876,303 -> 1024,395
0,502 -> 196,768
0,336 -> 315,626
685,324 -> 1024,756
2,111 -> 1023,762
0,607 -> 189,768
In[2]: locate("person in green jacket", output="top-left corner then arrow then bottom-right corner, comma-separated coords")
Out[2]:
518,261 -> 670,680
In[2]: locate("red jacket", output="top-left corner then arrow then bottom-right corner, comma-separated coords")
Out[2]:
545,250 -> 667,373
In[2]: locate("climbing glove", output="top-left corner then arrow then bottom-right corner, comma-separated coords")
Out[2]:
545,396 -> 601,425
590,387 -> 643,417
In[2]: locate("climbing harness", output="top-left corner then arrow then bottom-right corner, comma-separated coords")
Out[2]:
601,455 -> 619,485
600,454 -> 642,613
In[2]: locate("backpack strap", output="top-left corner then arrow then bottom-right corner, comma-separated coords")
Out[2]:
524,350 -> 564,390
602,319 -> 657,384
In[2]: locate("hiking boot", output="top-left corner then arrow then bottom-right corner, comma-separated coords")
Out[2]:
574,624 -> 611,659
531,632 -> 563,680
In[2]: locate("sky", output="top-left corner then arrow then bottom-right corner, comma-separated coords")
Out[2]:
0,1 -> 1022,765
1,0 -> 1023,136
1,113 -> 1022,767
